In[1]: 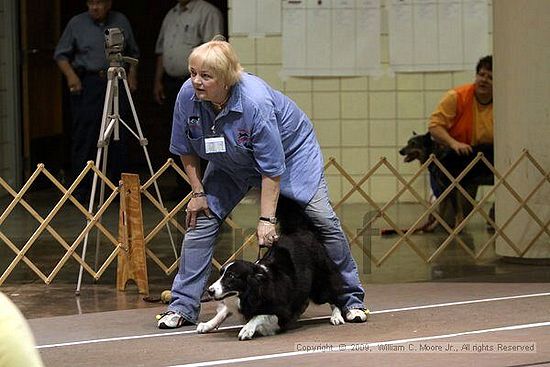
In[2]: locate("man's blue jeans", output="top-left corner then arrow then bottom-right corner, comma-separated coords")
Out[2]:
167,177 -> 366,323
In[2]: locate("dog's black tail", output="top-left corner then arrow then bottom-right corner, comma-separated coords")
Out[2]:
275,195 -> 315,235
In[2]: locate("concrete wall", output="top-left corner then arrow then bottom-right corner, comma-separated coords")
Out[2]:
493,0 -> 550,258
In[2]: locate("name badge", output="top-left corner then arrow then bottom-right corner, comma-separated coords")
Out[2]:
205,136 -> 226,153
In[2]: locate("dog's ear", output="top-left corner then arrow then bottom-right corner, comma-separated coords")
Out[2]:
252,264 -> 267,280
423,132 -> 432,144
245,265 -> 265,289
249,273 -> 264,286
245,271 -> 265,307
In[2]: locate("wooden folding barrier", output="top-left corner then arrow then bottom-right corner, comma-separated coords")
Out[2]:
0,151 -> 548,286
117,173 -> 148,295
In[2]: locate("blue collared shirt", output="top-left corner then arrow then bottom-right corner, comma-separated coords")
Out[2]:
54,11 -> 140,71
170,73 -> 324,219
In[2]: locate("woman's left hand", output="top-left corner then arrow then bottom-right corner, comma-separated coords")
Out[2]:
257,221 -> 279,247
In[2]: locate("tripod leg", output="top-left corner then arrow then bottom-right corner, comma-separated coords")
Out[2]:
94,77 -> 122,270
75,147 -> 102,295
76,77 -> 115,295
121,77 -> 179,259
94,141 -> 110,271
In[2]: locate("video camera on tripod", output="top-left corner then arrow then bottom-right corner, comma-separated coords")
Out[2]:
76,27 -> 177,295
104,27 -> 138,66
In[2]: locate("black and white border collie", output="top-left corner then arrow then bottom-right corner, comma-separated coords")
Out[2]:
196,196 -> 346,340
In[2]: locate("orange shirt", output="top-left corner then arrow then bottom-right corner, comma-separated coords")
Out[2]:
429,83 -> 493,145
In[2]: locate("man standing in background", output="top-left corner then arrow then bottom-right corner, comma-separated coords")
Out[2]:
54,0 -> 140,201
154,0 -> 223,107
154,0 -> 224,199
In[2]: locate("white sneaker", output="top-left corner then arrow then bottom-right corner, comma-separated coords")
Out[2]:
156,311 -> 192,329
345,309 -> 369,323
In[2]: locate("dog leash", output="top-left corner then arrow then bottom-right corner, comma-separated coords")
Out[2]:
255,243 -> 276,263
255,231 -> 279,263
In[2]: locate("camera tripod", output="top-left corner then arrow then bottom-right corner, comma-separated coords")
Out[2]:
75,59 -> 178,295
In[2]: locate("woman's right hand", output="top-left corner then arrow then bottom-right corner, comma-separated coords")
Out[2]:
257,221 -> 278,248
450,140 -> 473,156
185,196 -> 212,229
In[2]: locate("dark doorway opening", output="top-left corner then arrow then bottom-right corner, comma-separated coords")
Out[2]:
21,0 -> 228,185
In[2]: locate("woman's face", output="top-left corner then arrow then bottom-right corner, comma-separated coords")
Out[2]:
189,61 -> 226,103
475,67 -> 493,98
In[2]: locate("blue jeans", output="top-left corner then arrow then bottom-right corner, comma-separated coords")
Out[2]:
168,177 -> 366,323
168,215 -> 222,324
303,178 -> 365,311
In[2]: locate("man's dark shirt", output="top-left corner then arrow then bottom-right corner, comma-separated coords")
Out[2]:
54,11 -> 139,71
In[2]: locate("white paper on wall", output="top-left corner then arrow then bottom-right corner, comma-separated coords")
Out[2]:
388,0 -> 489,72
282,0 -> 382,76
231,0 -> 282,36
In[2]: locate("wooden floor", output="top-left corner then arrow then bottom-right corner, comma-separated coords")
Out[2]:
29,282 -> 550,367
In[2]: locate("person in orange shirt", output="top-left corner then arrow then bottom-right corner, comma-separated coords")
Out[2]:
429,55 -> 493,154
428,55 -> 493,228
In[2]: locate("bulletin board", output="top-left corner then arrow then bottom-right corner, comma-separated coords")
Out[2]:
388,0 -> 489,72
282,0 -> 382,76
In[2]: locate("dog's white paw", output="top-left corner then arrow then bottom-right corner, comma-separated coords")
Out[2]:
330,306 -> 345,325
238,324 -> 256,340
330,314 -> 345,325
196,322 -> 215,334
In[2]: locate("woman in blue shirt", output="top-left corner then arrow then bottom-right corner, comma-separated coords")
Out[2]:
157,38 -> 367,329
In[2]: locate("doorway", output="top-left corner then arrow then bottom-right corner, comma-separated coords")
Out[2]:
20,0 -> 228,183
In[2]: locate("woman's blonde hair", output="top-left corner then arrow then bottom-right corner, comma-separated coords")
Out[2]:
188,36 -> 243,87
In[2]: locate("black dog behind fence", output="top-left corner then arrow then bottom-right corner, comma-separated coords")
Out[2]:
399,131 -> 494,230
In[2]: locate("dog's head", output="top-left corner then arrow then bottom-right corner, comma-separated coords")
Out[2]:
399,131 -> 433,164
207,260 -> 267,301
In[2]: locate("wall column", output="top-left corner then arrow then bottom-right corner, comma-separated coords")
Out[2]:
493,0 -> 550,258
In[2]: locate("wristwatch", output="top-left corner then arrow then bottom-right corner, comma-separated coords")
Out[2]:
259,216 -> 277,224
